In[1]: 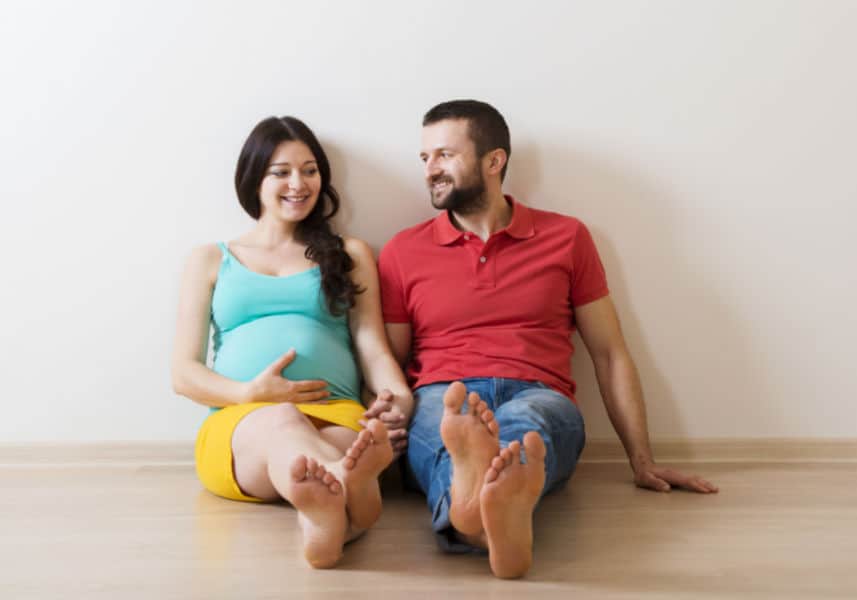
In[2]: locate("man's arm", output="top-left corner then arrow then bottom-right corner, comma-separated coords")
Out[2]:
575,295 -> 718,494
384,323 -> 412,367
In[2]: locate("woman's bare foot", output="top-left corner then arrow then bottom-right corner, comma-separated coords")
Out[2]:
341,419 -> 394,529
288,455 -> 348,569
480,432 -> 546,579
440,381 -> 499,535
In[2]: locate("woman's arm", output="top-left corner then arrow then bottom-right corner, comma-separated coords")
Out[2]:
171,244 -> 329,408
345,237 -> 415,422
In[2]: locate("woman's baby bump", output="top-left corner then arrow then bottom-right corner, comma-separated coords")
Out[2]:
213,313 -> 360,399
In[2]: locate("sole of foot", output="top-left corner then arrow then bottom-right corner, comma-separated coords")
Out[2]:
289,455 -> 348,569
341,418 -> 394,530
480,431 -> 546,579
440,381 -> 500,536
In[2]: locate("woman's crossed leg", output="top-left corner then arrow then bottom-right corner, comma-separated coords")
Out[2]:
231,403 -> 393,568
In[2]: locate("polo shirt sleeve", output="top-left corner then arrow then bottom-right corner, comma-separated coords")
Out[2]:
378,240 -> 410,323
569,221 -> 610,307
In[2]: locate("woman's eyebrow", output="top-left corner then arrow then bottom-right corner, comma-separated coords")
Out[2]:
269,160 -> 317,167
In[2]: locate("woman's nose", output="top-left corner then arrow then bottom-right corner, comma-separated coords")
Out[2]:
288,172 -> 305,189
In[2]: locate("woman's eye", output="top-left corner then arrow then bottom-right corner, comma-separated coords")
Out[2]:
271,170 -> 289,177
304,168 -> 318,176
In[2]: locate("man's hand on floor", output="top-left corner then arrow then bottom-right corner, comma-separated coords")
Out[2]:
632,461 -> 719,493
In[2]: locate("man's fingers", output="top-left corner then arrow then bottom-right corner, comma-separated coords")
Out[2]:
363,401 -> 391,419
379,412 -> 405,425
658,468 -> 718,493
387,428 -> 408,441
686,476 -> 719,493
639,472 -> 671,492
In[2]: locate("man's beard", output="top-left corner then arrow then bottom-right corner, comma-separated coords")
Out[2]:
430,172 -> 487,215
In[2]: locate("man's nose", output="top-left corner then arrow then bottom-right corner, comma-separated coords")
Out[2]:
425,157 -> 442,179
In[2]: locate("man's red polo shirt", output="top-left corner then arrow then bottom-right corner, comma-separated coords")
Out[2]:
378,196 -> 609,402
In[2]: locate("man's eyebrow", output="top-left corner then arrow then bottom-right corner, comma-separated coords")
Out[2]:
420,146 -> 452,154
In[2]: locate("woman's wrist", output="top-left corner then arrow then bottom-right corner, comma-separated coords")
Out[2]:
238,380 -> 256,405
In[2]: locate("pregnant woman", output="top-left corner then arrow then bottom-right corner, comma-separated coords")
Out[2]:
171,116 -> 413,568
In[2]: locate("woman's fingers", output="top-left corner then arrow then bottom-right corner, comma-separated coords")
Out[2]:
293,379 -> 329,391
267,348 -> 297,373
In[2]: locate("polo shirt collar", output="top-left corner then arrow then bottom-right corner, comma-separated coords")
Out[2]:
432,195 -> 535,245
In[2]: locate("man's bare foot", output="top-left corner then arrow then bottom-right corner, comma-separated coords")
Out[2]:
340,419 -> 394,529
288,455 -> 348,569
480,431 -> 546,579
440,381 -> 499,535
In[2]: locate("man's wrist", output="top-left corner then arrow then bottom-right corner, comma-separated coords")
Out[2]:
630,454 -> 655,473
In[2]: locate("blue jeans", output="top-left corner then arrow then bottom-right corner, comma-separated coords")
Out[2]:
406,378 -> 586,553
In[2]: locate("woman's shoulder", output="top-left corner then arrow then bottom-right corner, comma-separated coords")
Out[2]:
182,243 -> 224,284
342,236 -> 376,263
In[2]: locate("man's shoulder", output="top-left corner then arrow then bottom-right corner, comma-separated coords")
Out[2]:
526,204 -> 587,234
381,216 -> 437,253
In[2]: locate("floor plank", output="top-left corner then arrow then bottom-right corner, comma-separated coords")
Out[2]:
1,462 -> 855,599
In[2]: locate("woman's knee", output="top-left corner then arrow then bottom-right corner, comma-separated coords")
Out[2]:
270,403 -> 313,429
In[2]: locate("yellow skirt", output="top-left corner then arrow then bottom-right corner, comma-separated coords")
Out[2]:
194,400 -> 365,502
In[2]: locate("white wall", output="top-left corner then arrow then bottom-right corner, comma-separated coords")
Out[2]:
1,1 -> 854,442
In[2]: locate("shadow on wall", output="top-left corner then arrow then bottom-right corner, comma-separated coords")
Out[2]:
321,139 -> 431,252
508,140 -> 773,441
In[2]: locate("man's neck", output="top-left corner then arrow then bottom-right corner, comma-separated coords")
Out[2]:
450,191 -> 511,241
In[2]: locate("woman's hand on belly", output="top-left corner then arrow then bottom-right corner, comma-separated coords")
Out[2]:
242,349 -> 331,404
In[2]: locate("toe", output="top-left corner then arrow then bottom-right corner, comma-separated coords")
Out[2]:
484,467 -> 499,483
506,442 -> 521,465
290,455 -> 309,481
523,431 -> 547,463
466,392 -> 481,415
442,381 -> 467,413
368,418 -> 389,444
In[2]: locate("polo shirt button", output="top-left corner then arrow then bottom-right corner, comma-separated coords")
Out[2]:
464,235 -> 470,241
479,256 -> 487,263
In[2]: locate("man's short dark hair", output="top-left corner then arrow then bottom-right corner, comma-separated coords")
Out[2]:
423,99 -> 511,181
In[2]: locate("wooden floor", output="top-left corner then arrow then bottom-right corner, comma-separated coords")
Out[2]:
1,460 -> 855,599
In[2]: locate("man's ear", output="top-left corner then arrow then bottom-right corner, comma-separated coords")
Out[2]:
485,148 -> 507,176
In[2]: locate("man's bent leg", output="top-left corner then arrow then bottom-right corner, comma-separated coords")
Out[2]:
406,379 -> 498,553
406,383 -> 462,548
475,381 -> 585,578
493,382 -> 586,496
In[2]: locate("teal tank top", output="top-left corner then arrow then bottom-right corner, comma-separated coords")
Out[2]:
210,242 -> 361,405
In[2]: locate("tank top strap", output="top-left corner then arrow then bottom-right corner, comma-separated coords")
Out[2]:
216,241 -> 231,262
